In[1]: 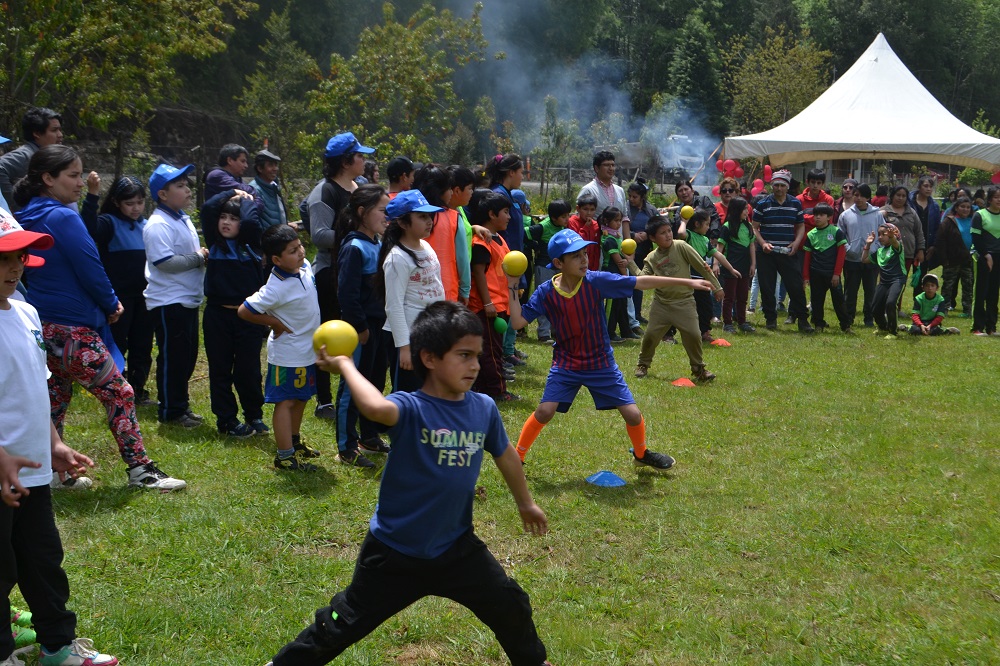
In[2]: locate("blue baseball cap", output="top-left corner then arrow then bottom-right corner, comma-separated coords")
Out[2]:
386,190 -> 443,220
149,163 -> 194,200
324,132 -> 375,159
547,229 -> 595,268
511,188 -> 530,212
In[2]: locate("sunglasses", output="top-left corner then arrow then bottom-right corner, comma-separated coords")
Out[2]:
842,185 -> 855,191
720,188 -> 737,194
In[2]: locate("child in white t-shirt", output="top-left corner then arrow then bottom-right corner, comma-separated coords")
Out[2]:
378,190 -> 445,392
239,225 -> 322,471
0,215 -> 118,666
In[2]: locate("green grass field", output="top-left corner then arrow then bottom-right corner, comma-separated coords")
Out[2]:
16,291 -> 1000,666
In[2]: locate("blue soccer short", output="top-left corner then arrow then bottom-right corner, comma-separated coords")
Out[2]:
541,365 -> 635,413
265,363 -> 317,403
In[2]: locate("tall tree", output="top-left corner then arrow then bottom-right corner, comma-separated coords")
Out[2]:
668,10 -> 728,137
0,0 -> 256,132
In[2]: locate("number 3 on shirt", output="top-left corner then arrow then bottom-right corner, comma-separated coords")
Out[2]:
294,367 -> 307,388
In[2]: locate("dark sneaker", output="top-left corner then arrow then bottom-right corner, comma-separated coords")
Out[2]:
538,334 -> 552,342
765,320 -> 777,330
623,331 -> 642,340
274,452 -> 318,472
504,354 -> 526,367
359,436 -> 391,454
513,348 -> 528,360
701,331 -> 715,343
503,370 -> 516,382
314,403 -> 337,419
739,322 -> 756,333
661,334 -> 677,344
294,439 -> 322,458
633,449 -> 675,471
631,326 -> 644,336
723,324 -> 736,333
162,412 -> 201,428
135,389 -> 157,406
495,391 -> 521,403
337,449 -> 376,468
863,320 -> 875,327
248,419 -> 270,435
634,364 -> 648,378
609,334 -> 624,343
693,368 -> 716,383
220,421 -> 254,438
184,409 -> 203,422
127,462 -> 186,492
798,320 -> 815,333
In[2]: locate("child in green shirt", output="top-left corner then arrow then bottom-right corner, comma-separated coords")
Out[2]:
907,273 -> 959,335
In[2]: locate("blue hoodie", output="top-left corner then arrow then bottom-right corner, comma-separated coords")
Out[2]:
17,197 -> 118,329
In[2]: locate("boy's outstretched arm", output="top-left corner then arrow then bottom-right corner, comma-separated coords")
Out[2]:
634,276 -> 714,292
494,446 -> 547,535
316,348 -> 400,427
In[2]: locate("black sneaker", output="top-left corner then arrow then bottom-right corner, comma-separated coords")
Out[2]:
248,419 -> 270,436
220,421 -> 254,438
633,449 -> 676,471
739,323 -> 756,333
538,334 -> 552,342
337,449 -> 376,468
765,320 -> 778,330
162,412 -> 201,428
798,320 -> 815,333
504,354 -> 526,367
274,452 -> 318,472
294,440 -> 322,458
314,403 -> 337,420
359,437 -> 391,454
135,389 -> 157,406
184,409 -> 204,422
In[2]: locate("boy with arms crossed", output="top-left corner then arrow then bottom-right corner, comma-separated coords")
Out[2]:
266,301 -> 550,666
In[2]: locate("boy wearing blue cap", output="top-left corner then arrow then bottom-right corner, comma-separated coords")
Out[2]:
508,229 -> 713,468
143,164 -> 209,427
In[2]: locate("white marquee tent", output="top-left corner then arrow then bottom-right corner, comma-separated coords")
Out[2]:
723,33 -> 1000,172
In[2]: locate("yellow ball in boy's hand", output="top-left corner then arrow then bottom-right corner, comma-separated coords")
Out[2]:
502,250 -> 528,277
312,320 -> 359,357
680,205 -> 695,220
621,238 -> 637,255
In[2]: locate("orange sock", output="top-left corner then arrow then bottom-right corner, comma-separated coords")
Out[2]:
627,417 -> 647,458
516,413 -> 546,461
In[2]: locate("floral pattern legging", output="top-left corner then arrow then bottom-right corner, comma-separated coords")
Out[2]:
43,322 -> 150,468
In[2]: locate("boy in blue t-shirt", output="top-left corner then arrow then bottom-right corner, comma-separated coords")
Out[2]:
267,301 -> 550,666
508,229 -> 713,470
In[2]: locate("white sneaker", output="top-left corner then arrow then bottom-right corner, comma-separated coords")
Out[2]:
126,462 -> 186,492
1,652 -> 27,666
38,638 -> 117,665
50,472 -> 93,490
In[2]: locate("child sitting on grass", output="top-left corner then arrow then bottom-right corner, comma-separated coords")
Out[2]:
508,229 -> 713,469
266,301 -> 551,666
907,273 -> 959,335
635,217 -> 724,382
238,225 -> 322,471
1,215 -> 118,666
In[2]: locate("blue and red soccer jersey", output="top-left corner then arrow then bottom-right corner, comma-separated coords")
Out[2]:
521,270 -> 636,371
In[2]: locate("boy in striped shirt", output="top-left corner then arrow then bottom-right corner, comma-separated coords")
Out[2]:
508,229 -> 712,470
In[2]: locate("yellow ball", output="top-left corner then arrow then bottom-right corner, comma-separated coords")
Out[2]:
680,205 -> 695,220
502,250 -> 528,277
620,238 -> 637,255
312,320 -> 359,356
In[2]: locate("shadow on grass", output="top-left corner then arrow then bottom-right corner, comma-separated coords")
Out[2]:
528,471 -> 673,506
50,484 -> 148,516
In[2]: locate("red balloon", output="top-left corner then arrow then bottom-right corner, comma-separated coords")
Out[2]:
716,159 -> 724,171
764,165 -> 773,181
712,185 -> 721,196
753,178 -> 764,190
723,159 -> 736,172
751,187 -> 763,197
992,172 -> 1000,185
735,167 -> 745,178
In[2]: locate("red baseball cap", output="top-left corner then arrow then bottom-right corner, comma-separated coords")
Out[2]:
0,211 -> 54,267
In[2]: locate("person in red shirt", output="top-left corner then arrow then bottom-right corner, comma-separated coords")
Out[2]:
797,168 -> 836,233
568,192 -> 601,270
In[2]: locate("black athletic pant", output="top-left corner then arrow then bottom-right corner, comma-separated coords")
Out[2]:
110,292 -> 155,396
843,261 -> 878,325
756,251 -> 808,323
0,485 -> 76,660
203,304 -> 266,429
972,256 -> 1000,333
607,297 -> 631,337
808,271 -> 852,330
693,289 -> 714,334
271,530 -> 547,666
152,303 -> 199,421
315,267 -> 340,407
872,279 -> 906,333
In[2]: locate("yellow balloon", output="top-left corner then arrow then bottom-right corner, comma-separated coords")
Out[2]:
312,320 -> 359,356
620,238 -> 637,255
680,205 -> 695,220
502,250 -> 529,277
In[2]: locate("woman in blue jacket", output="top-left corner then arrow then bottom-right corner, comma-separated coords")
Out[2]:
14,146 -> 184,491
